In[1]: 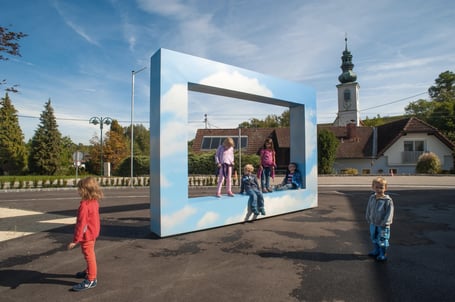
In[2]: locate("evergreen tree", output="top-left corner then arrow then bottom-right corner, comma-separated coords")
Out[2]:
28,99 -> 62,175
0,93 -> 27,174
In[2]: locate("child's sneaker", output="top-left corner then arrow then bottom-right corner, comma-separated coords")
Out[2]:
252,208 -> 259,215
259,208 -> 266,215
75,270 -> 87,279
72,279 -> 97,292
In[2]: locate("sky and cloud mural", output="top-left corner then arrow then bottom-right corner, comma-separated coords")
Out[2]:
150,49 -> 317,237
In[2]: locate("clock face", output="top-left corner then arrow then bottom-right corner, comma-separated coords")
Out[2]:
343,99 -> 351,110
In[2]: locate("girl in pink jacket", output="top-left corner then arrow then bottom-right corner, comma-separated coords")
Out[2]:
68,177 -> 103,291
215,137 -> 235,197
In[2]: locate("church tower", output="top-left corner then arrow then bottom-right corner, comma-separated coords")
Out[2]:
334,36 -> 360,126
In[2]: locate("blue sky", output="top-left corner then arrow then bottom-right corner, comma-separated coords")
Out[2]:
1,0 -> 454,144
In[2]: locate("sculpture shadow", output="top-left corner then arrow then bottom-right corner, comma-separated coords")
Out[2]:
0,269 -> 76,289
258,250 -> 369,262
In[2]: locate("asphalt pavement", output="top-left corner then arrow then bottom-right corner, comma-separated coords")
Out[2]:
0,175 -> 454,302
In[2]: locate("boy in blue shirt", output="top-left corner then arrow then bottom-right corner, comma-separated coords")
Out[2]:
365,177 -> 394,262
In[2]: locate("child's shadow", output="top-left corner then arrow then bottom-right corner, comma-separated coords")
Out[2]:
0,269 -> 75,289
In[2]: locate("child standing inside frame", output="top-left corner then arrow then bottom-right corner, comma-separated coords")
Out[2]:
68,177 -> 103,291
240,164 -> 266,220
257,138 -> 276,193
365,177 -> 394,262
215,137 -> 235,197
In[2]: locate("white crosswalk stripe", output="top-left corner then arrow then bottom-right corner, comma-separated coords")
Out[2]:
0,207 -> 76,242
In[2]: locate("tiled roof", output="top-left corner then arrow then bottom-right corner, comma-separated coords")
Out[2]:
377,117 -> 455,155
192,117 -> 454,161
318,125 -> 374,158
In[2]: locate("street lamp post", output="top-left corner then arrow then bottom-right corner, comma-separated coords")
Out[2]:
89,116 -> 112,176
130,67 -> 147,187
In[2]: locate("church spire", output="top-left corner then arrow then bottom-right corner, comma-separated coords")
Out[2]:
338,35 -> 357,83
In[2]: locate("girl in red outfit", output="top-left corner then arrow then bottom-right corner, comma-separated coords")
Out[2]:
68,177 -> 103,292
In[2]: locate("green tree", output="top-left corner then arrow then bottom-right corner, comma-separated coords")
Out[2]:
58,136 -> 77,175
0,93 -> 27,174
125,124 -> 150,156
405,99 -> 435,121
428,101 -> 455,142
405,70 -> 455,142
362,115 -> 386,127
318,129 -> 339,174
28,99 -> 63,175
104,119 -> 128,174
428,70 -> 455,102
238,110 -> 289,128
1,26 -> 27,92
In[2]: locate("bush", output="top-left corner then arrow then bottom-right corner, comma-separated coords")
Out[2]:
115,156 -> 150,176
340,168 -> 358,175
416,152 -> 441,174
188,151 -> 260,175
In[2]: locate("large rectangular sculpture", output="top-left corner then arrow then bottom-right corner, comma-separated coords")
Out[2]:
150,49 -> 317,237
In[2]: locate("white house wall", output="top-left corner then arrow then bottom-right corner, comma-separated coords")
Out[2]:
384,133 -> 453,168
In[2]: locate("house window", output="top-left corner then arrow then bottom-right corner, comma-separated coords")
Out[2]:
403,140 -> 425,163
201,136 -> 248,150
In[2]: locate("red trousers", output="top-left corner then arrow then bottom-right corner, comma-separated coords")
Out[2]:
81,240 -> 97,281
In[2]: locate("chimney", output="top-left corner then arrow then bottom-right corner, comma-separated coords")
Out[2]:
347,122 -> 357,139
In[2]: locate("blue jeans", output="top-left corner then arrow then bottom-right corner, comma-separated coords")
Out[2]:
261,167 -> 272,189
369,224 -> 391,247
246,189 -> 264,211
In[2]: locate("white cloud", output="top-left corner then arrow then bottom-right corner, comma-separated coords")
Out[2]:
200,71 -> 273,97
137,0 -> 191,19
162,84 -> 188,119
161,205 -> 197,230
196,211 -> 220,228
161,120 -> 187,157
161,173 -> 171,187
52,1 -> 100,46
265,193 -> 316,215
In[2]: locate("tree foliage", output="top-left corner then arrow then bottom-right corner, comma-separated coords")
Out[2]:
318,129 -> 339,174
0,93 -> 28,174
405,70 -> 455,142
58,136 -> 77,175
116,155 -> 150,177
428,71 -> 455,102
238,110 -> 289,128
28,99 -> 63,175
1,26 -> 27,92
125,124 -> 150,156
104,119 -> 128,173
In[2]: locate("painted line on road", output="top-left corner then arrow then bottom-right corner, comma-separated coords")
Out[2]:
0,207 -> 76,242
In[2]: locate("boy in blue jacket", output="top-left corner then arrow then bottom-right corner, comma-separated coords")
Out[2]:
240,164 -> 265,220
365,177 -> 394,262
